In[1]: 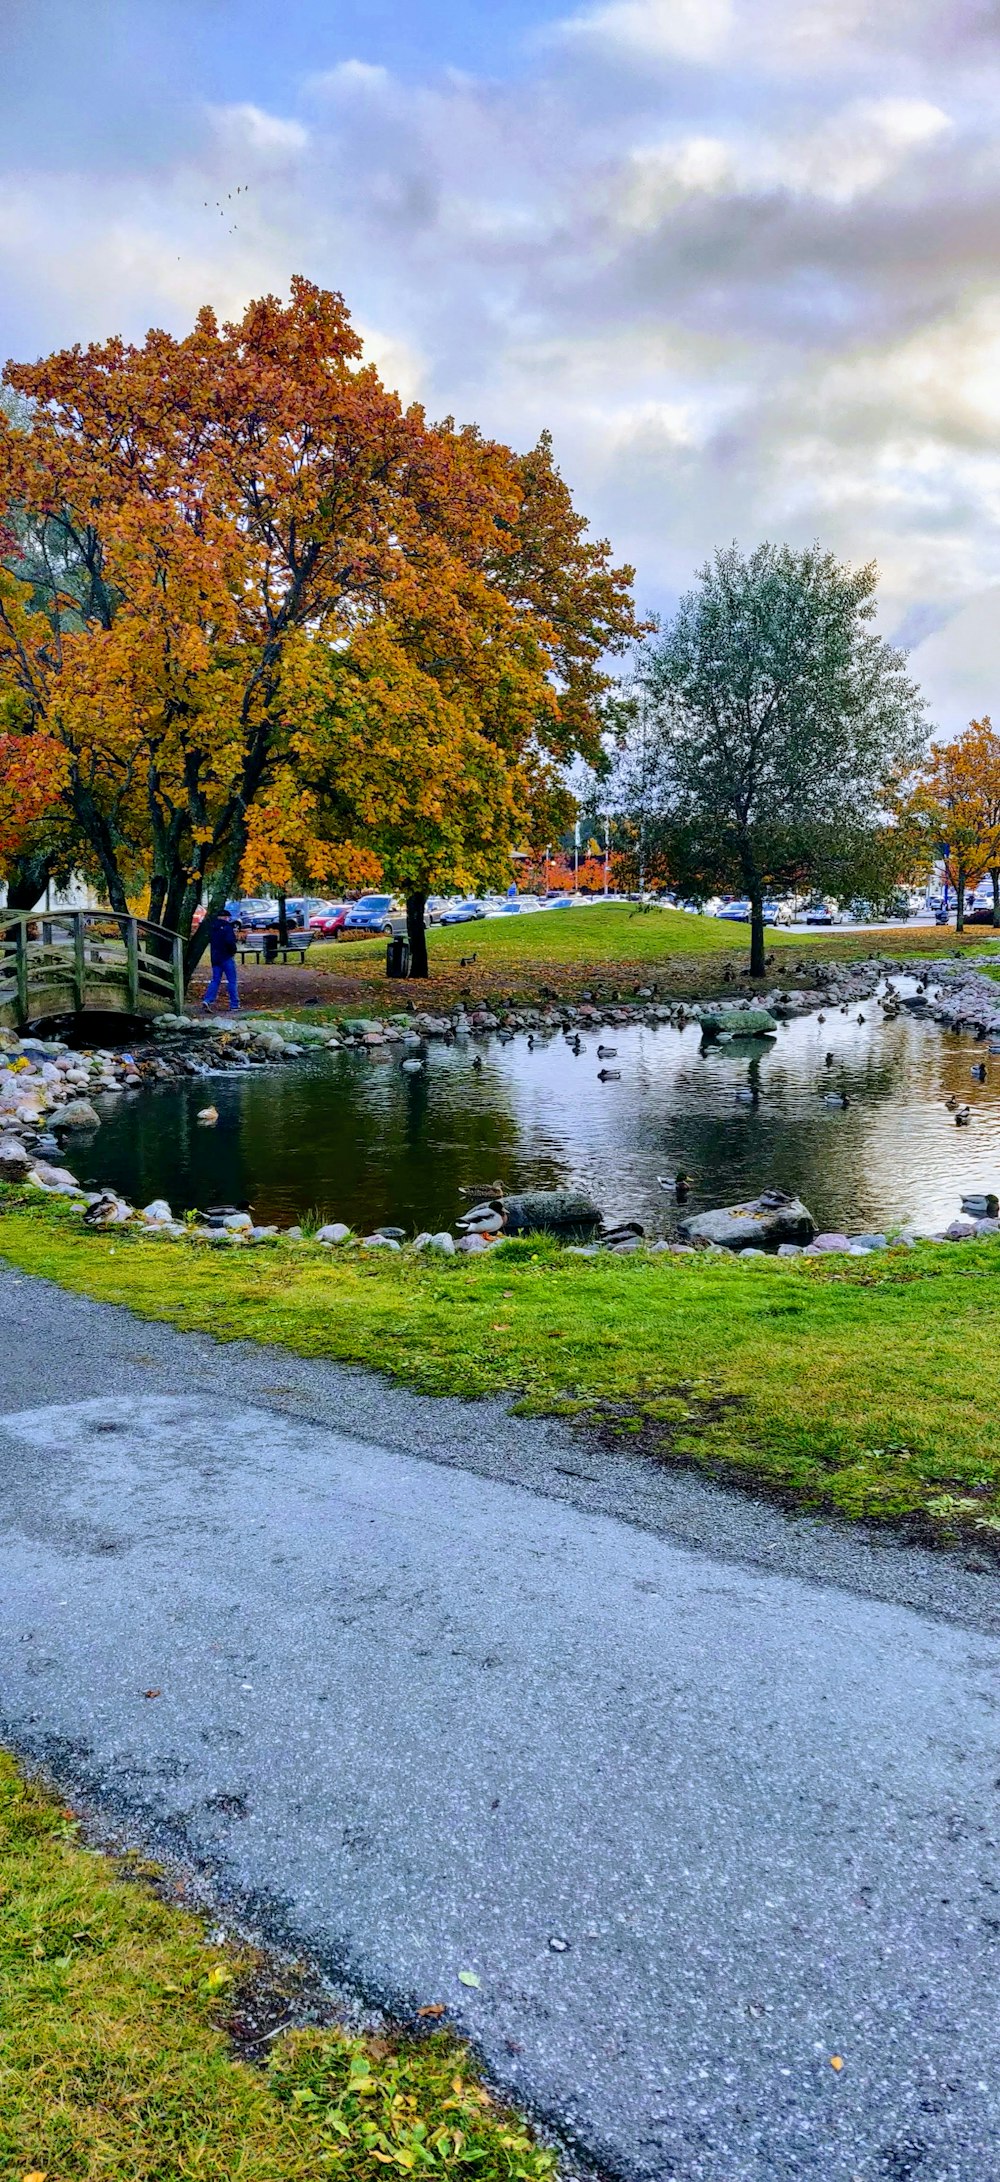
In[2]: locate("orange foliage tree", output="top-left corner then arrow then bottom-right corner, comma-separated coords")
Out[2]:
907,718 -> 1000,929
0,285 -> 638,980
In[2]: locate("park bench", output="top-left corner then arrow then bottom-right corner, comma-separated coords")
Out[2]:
237,928 -> 321,966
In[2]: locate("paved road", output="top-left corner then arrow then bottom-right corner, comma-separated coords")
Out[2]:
2,1266 -> 1000,2182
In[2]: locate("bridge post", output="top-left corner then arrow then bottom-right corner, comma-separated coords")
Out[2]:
171,930 -> 184,1012
125,917 -> 140,1011
15,920 -> 28,1027
73,915 -> 85,1012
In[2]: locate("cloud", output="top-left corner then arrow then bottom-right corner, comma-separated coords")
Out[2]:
3,0 -> 1000,719
551,0 -> 735,67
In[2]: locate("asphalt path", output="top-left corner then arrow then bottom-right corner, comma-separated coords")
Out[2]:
2,1264 -> 999,2182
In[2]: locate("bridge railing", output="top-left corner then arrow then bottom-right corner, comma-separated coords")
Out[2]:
0,910 -> 184,1027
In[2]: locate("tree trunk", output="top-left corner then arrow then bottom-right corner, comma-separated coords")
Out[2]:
749,893 -> 766,979
406,892 -> 429,978
278,888 -> 289,947
3,851 -> 54,912
956,874 -> 966,932
992,869 -> 999,927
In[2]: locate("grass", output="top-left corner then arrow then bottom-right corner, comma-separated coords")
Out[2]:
0,1749 -> 556,2180
294,905 -> 998,1015
4,1189 -> 1000,1540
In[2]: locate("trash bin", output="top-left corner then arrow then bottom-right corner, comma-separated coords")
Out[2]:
263,929 -> 279,962
386,935 -> 410,978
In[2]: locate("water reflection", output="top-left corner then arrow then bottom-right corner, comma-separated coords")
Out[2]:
84,1008 -> 1000,1236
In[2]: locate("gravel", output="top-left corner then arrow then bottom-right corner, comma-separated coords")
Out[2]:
1,1264 -> 1000,2180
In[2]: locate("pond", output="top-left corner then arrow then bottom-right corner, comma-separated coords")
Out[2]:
77,1001 -> 1000,1239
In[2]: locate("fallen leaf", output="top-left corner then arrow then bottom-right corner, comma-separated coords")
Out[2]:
417,2002 -> 447,2019
142,1689 -> 161,1700
830,2055 -> 844,2072
22,2171 -> 48,2180
458,1970 -> 481,1988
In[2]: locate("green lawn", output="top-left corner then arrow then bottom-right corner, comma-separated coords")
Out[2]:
0,1753 -> 554,2182
3,1191 -> 1000,1539
302,906 -> 993,1011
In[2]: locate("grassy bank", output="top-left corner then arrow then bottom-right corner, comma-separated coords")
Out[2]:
234,907 -> 997,1016
0,1750 -> 554,2180
3,1191 -> 1000,1540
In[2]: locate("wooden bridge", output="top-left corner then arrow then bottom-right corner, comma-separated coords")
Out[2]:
0,912 -> 185,1032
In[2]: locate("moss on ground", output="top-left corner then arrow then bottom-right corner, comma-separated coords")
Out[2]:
0,1751 -> 555,2180
3,1191 -> 1000,1541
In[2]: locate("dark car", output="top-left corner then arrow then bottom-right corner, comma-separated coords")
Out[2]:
440,898 -> 487,925
341,894 -> 408,938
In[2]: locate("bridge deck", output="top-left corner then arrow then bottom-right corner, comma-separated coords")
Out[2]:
0,912 -> 184,1031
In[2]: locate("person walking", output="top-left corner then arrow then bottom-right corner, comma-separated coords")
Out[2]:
201,907 -> 240,1012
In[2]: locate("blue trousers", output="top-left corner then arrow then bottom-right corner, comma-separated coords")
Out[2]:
203,958 -> 239,1009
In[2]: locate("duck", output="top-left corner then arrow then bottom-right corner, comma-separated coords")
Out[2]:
472,1055 -> 483,1072
597,1044 -> 618,1059
857,1013 -> 865,1024
817,1013 -> 826,1024
945,1095 -> 959,1111
598,1067 -> 621,1081
657,1171 -> 693,1196
972,1062 -> 988,1082
955,1105 -> 971,1126
823,1091 -> 850,1108
196,1105 -> 219,1126
825,1051 -> 835,1067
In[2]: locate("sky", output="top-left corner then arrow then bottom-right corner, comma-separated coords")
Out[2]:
3,0 -> 1000,733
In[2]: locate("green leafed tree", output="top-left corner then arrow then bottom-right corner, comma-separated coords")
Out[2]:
632,543 -> 927,974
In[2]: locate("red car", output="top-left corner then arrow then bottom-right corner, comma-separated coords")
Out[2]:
309,902 -> 350,937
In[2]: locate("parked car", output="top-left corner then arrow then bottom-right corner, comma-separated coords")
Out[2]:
715,899 -> 786,926
308,902 -> 350,936
285,896 -> 329,930
440,898 -> 487,925
230,897 -> 280,929
802,899 -> 843,925
341,894 -> 408,938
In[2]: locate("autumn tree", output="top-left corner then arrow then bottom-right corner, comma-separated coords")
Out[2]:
0,288 -> 637,981
907,719 -> 1000,929
630,544 -> 926,974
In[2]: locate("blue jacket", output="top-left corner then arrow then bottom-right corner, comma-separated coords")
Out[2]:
209,915 -> 238,966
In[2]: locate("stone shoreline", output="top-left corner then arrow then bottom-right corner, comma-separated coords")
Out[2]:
3,950 -> 1000,1256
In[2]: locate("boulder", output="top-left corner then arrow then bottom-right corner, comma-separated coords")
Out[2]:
697,1007 -> 778,1040
142,1199 -> 174,1225
53,1098 -> 101,1131
678,1190 -> 817,1251
0,1137 -> 33,1182
316,1221 -> 352,1245
503,1189 -> 602,1236
426,1231 -> 455,1254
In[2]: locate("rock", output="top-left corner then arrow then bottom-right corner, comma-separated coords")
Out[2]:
427,1231 -> 455,1254
676,1195 -> 816,1248
0,1137 -> 33,1181
31,1159 -> 82,1189
849,1233 -> 888,1251
456,1232 -> 493,1253
316,1222 -> 352,1245
410,1232 -> 432,1252
961,1193 -> 999,1219
503,1189 -> 601,1236
738,1247 -> 767,1258
944,1219 -> 978,1241
375,1226 -> 406,1240
679,1190 -> 817,1251
808,1232 -> 852,1253
142,1199 -> 174,1225
698,1007 -> 777,1039
362,1233 -> 400,1250
286,1225 -> 303,1240
776,1242 -> 803,1257
976,1217 -> 1000,1236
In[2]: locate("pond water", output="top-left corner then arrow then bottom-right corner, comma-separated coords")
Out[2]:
79,1001 -> 1000,1238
